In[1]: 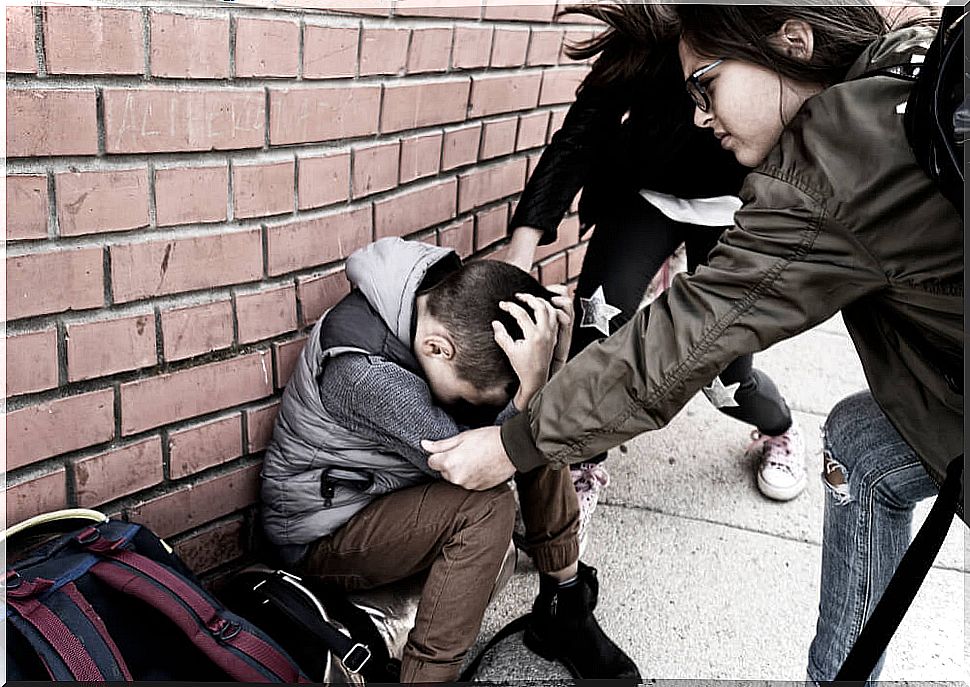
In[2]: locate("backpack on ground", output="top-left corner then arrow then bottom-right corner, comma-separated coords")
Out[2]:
4,510 -> 310,682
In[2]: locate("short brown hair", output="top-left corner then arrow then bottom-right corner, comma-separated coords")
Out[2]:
423,260 -> 556,389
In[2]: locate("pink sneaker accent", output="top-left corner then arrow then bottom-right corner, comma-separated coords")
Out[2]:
747,422 -> 807,501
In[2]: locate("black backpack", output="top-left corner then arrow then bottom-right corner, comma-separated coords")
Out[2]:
902,6 -> 966,215
4,512 -> 311,682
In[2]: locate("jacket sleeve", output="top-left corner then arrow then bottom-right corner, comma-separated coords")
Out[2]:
508,83 -> 628,244
501,173 -> 889,471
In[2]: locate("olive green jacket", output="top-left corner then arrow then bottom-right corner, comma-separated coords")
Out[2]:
501,27 -> 963,487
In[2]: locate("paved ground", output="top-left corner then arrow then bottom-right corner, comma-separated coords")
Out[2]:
469,314 -> 968,682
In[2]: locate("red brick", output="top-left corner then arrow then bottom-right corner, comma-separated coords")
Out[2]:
400,133 -> 442,184
561,30 -> 597,63
127,464 -> 260,539
297,269 -> 349,325
374,179 -> 457,240
556,9 -> 604,26
7,175 -> 48,241
169,415 -> 243,478
491,29 -> 529,68
233,160 -> 295,219
235,18 -> 299,77
7,90 -> 98,158
67,313 -> 157,382
7,469 -> 67,526
352,142 -> 400,198
442,123 -> 482,171
7,248 -> 103,320
304,2 -> 390,17
103,89 -> 264,154
274,336 -> 308,388
458,158 -> 527,213
245,402 -> 280,453
480,117 -> 518,160
548,108 -> 568,142
359,28 -> 409,76
6,328 -> 58,397
44,7 -> 143,75
298,152 -> 350,210
540,67 -> 587,106
469,73 -> 541,118
74,437 -> 164,508
484,2 -> 556,22
174,519 -> 244,573
539,252 -> 568,286
527,152 -> 542,179
120,352 -> 273,436
452,26 -> 492,69
517,111 -> 549,151
528,29 -> 563,66
407,28 -> 452,74
476,204 -> 509,251
55,169 -> 149,237
236,284 -> 298,344
6,389 -> 115,471
150,12 -> 229,79
567,242 -> 588,280
394,0 -> 481,19
381,79 -> 470,134
155,165 -> 229,227
6,6 -> 36,73
161,299 -> 234,362
304,25 -> 358,79
438,218 -> 474,259
111,230 -> 262,303
267,206 -> 372,276
269,86 -> 380,145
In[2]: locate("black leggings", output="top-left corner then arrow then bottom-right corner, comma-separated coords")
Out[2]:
569,193 -> 792,464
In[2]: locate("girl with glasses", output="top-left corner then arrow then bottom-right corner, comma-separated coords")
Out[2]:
425,3 -> 959,682
502,4 -> 808,552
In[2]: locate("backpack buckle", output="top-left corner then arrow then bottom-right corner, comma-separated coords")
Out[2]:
342,642 -> 371,674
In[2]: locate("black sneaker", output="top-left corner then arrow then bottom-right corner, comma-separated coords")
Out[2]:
524,562 -> 641,681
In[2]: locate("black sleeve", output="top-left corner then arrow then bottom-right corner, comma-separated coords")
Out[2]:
509,82 -> 629,244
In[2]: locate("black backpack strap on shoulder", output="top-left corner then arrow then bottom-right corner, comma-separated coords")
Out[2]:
458,614 -> 531,682
252,570 -> 373,675
835,454 -> 964,682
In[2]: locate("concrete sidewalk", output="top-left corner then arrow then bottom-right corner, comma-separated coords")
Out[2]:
469,315 -> 968,682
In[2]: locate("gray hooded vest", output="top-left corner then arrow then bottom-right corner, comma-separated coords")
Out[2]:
260,238 -> 461,550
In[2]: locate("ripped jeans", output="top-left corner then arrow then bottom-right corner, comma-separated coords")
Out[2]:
806,391 -> 939,683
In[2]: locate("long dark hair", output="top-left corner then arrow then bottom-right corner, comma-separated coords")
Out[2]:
559,3 -> 679,93
677,4 -> 890,86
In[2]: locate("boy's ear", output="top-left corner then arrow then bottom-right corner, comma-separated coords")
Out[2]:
419,334 -> 455,360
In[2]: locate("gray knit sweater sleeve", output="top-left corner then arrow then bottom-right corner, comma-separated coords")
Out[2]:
319,354 -> 517,475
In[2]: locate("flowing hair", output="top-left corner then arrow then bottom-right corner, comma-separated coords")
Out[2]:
676,3 -> 890,86
557,2 -> 679,93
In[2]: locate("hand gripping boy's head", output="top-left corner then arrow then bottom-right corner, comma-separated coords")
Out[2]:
414,260 -> 555,410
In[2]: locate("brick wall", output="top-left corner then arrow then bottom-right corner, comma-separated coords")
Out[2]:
5,1 -> 596,577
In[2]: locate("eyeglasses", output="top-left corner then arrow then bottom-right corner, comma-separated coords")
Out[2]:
685,59 -> 724,113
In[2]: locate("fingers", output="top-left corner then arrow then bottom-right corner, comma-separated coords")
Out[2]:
514,293 -> 556,333
422,435 -> 462,454
499,300 -> 538,336
492,320 -> 514,353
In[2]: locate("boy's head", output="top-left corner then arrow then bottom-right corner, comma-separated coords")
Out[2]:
413,260 -> 556,409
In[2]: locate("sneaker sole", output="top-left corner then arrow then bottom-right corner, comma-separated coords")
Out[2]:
757,472 -> 807,501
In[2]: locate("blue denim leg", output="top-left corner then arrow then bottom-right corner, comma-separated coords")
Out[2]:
806,391 -> 939,684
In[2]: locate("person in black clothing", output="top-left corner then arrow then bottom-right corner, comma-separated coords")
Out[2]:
504,4 -> 805,542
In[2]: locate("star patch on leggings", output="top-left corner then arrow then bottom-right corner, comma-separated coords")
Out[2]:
579,285 -> 621,336
702,377 -> 740,408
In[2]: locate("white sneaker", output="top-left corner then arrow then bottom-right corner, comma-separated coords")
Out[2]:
570,462 -> 610,556
748,422 -> 807,501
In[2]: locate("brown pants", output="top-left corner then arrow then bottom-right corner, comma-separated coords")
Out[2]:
301,466 -> 579,682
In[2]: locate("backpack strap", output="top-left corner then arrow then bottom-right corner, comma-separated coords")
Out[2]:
251,571 -> 373,675
6,556 -> 131,681
72,524 -> 311,684
458,613 -> 531,682
836,454 -> 964,680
